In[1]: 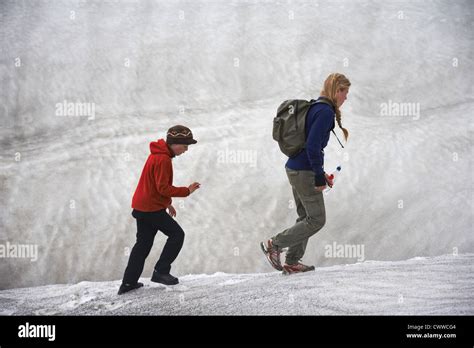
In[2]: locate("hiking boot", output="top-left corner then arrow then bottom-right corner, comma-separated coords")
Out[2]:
117,282 -> 144,295
151,272 -> 179,285
282,262 -> 315,275
260,239 -> 283,271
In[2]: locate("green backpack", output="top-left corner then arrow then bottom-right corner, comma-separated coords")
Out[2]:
272,98 -> 344,157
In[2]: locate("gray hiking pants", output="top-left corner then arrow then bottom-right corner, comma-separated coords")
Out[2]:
272,168 -> 326,265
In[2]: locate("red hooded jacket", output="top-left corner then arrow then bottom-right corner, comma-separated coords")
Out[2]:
131,139 -> 190,212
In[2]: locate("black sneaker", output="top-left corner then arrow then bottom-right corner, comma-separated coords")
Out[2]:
117,282 -> 144,295
151,272 -> 179,285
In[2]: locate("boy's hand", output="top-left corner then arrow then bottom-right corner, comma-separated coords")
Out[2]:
167,205 -> 176,217
188,182 -> 201,194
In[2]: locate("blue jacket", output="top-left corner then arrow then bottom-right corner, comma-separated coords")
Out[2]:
286,100 -> 335,186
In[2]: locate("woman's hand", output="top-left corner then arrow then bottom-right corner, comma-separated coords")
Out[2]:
315,172 -> 334,192
167,205 -> 177,217
315,185 -> 327,192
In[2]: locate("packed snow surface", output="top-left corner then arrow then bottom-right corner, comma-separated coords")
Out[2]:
1,254 -> 472,315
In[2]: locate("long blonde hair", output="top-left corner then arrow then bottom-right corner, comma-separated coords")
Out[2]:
320,73 -> 351,141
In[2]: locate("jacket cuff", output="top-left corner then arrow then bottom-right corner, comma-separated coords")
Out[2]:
314,173 -> 327,186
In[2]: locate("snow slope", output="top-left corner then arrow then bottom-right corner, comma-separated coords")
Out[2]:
1,0 -> 473,290
1,254 -> 472,315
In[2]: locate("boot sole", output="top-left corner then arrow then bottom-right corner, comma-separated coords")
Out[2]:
151,278 -> 179,286
117,283 -> 144,295
282,265 -> 315,275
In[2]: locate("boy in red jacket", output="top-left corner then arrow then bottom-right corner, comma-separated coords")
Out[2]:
118,125 -> 200,295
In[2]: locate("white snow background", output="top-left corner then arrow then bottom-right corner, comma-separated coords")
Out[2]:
0,0 -> 473,314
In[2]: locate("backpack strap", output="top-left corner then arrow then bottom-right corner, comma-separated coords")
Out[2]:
331,129 -> 345,149
313,96 -> 335,110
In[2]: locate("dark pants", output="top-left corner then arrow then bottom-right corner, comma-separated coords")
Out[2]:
122,209 -> 185,284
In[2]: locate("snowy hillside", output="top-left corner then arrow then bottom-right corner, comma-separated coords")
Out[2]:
1,0 -> 473,290
1,254 -> 472,315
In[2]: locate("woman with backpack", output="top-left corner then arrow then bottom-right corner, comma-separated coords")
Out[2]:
261,73 -> 351,274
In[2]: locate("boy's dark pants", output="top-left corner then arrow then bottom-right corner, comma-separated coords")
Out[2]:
122,209 -> 185,284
